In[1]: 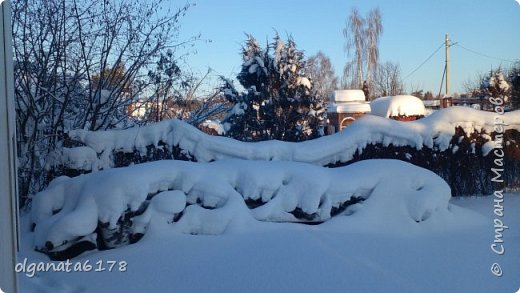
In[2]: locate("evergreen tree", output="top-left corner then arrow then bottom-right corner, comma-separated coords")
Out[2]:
509,66 -> 520,110
481,70 -> 511,108
221,35 -> 325,142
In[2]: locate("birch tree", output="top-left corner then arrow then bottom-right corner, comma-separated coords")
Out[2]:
342,7 -> 383,99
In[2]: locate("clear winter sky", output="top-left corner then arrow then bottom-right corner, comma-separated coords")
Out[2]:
173,0 -> 520,95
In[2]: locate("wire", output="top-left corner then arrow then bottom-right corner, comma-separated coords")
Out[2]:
403,43 -> 444,80
438,64 -> 446,98
454,43 -> 518,63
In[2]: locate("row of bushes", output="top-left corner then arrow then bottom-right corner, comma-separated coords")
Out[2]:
335,128 -> 519,196
54,129 -> 520,197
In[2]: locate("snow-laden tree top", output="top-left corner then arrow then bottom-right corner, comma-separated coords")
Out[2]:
482,71 -> 510,93
370,95 -> 426,118
64,107 -> 520,171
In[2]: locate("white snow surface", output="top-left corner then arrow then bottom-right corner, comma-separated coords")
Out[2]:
332,89 -> 366,103
200,119 -> 225,135
327,102 -> 371,114
20,189 -> 520,293
327,89 -> 371,114
64,107 -> 520,170
296,76 -> 312,89
370,95 -> 426,118
32,159 -> 452,250
483,72 -> 510,92
60,147 -> 99,171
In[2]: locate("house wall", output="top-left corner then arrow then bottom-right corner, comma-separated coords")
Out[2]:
327,112 -> 368,134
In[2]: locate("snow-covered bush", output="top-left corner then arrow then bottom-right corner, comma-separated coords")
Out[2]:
12,0 -> 200,207
345,127 -> 520,195
31,159 -> 451,260
482,71 -> 510,100
481,70 -> 511,110
52,107 -> 520,196
509,65 -> 520,110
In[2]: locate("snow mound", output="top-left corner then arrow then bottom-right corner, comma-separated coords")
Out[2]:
332,90 -> 366,103
370,95 -> 426,118
327,101 -> 371,114
32,159 -> 451,256
61,147 -> 99,171
64,107 -> 520,169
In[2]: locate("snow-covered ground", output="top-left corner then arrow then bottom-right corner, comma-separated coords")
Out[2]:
15,106 -> 520,292
18,190 -> 520,292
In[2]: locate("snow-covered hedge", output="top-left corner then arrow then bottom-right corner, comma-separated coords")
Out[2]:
61,107 -> 519,167
53,107 -> 520,196
344,127 -> 520,195
32,159 -> 450,260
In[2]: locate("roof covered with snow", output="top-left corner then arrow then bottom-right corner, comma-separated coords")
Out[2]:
328,90 -> 370,114
331,90 -> 366,103
370,95 -> 426,118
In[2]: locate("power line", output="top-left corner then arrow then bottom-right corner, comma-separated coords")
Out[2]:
454,43 -> 518,63
437,64 -> 446,98
403,43 -> 444,80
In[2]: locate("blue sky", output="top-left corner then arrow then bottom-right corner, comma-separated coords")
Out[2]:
173,0 -> 520,94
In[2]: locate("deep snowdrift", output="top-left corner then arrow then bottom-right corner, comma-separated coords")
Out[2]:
32,159 -> 451,256
62,107 -> 520,170
19,193 -> 520,293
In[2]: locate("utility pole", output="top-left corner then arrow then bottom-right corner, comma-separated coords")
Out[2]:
445,33 -> 450,97
0,1 -> 20,293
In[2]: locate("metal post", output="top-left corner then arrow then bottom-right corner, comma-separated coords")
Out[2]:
445,33 -> 450,97
0,0 -> 20,292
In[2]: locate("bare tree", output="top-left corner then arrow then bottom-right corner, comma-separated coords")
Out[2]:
343,8 -> 364,89
12,0 -> 198,204
366,9 -> 383,85
145,65 -> 230,124
462,72 -> 487,97
342,7 -> 383,98
306,51 -> 338,101
373,61 -> 403,97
